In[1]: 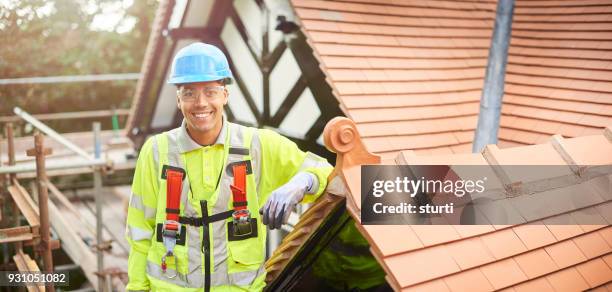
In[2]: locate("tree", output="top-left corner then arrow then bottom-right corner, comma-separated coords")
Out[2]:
0,0 -> 157,132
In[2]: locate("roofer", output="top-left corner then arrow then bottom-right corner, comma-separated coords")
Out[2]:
125,42 -> 332,291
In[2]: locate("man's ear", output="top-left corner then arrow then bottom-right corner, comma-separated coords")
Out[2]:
223,87 -> 229,105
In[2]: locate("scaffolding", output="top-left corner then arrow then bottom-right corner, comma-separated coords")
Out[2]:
0,108 -> 122,292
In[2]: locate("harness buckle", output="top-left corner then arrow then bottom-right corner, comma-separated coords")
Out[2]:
161,220 -> 183,280
231,209 -> 253,237
162,220 -> 181,251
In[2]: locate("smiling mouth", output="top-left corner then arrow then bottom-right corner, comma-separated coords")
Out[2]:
192,112 -> 212,120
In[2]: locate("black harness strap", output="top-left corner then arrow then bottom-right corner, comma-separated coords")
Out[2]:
178,210 -> 233,227
200,200 -> 211,292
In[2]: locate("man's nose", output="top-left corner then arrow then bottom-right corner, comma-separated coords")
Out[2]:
193,93 -> 209,106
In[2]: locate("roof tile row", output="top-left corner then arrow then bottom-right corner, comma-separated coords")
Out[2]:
296,8 -> 494,28
322,115 -> 612,291
293,0 -> 495,19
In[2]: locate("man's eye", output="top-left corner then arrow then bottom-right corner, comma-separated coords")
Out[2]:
183,90 -> 194,97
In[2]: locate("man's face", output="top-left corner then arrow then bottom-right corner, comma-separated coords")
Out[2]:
176,81 -> 228,135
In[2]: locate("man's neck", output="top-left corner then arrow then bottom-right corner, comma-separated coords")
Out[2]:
186,121 -> 223,146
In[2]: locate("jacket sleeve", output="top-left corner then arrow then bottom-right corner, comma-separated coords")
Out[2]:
125,137 -> 159,291
256,129 -> 333,205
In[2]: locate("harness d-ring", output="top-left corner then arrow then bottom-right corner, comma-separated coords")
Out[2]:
161,252 -> 179,279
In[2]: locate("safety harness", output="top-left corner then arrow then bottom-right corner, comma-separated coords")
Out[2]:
228,163 -> 257,240
158,156 -> 257,290
159,166 -> 185,279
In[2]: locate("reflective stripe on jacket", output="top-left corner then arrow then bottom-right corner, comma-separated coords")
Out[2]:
126,118 -> 332,291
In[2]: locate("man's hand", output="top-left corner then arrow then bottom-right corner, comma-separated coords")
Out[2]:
260,172 -> 317,229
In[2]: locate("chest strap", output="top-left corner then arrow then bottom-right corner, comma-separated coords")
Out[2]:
178,210 -> 233,226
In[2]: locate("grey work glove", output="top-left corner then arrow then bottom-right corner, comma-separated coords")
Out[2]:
260,172 -> 318,230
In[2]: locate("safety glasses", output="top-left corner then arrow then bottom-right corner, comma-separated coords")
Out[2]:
177,86 -> 225,102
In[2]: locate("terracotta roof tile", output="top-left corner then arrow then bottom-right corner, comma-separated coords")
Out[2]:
595,202 -> 612,225
401,279 -> 450,292
293,0 -> 495,19
341,92 -> 479,109
452,225 -> 495,238
475,197 -> 527,226
603,253 -> 612,269
599,227 -> 612,248
544,239 -> 588,269
545,267 -> 590,292
480,258 -> 528,290
576,257 -> 612,288
558,123 -> 592,137
505,94 -> 612,117
589,176 -> 612,201
349,103 -> 477,123
480,228 -> 529,260
512,224 -> 557,250
425,146 -> 455,156
443,268 -> 494,292
533,120 -> 563,135
506,73 -> 611,93
498,128 -> 521,142
450,143 -> 474,154
384,245 -> 460,287
411,225 -> 461,247
516,0 -> 611,8
559,134 -> 612,165
362,225 -> 423,256
319,56 -> 372,69
446,237 -> 495,270
573,230 -> 611,259
512,277 -> 555,292
571,208 -> 608,231
511,38 -> 612,52
512,185 -> 604,222
543,217 -> 584,241
514,248 -> 559,279
497,139 -> 526,149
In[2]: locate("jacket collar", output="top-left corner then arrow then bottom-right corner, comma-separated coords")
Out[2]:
177,115 -> 227,153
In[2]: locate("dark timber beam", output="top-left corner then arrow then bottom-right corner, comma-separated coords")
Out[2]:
165,27 -> 215,40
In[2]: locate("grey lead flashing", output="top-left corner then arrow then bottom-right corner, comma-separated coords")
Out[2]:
473,0 -> 515,153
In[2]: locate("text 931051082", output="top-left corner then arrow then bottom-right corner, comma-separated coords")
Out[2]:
0,272 -> 69,286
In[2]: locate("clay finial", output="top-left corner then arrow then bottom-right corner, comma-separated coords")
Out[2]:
324,117 -> 380,173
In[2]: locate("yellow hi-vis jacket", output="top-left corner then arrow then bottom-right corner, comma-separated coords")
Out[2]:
125,118 -> 332,291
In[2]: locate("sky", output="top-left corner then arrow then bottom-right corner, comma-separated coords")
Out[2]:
88,0 -> 137,33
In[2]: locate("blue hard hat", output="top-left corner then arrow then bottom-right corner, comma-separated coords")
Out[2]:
167,42 -> 233,85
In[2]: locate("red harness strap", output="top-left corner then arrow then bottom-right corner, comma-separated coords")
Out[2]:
230,164 -> 248,213
165,169 -> 184,228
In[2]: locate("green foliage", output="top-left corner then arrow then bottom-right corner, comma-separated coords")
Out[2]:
0,0 -> 157,132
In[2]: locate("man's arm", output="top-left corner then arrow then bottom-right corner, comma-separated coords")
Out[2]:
256,129 -> 333,228
125,137 -> 159,291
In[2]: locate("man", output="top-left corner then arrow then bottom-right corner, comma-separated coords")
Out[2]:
125,42 -> 332,291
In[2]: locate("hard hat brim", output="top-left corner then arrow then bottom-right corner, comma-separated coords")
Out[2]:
167,74 -> 233,85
